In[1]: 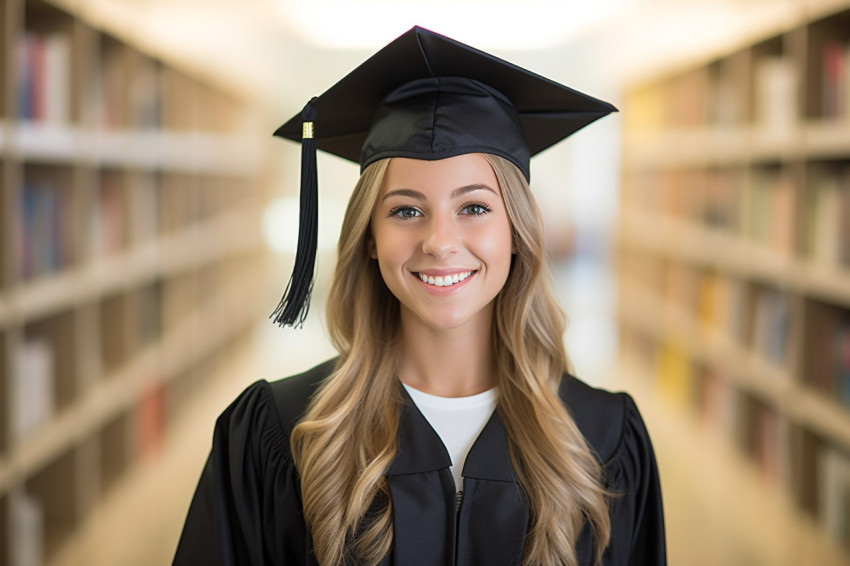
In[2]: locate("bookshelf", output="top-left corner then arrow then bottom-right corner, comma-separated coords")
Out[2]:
619,1 -> 850,563
0,0 -> 270,564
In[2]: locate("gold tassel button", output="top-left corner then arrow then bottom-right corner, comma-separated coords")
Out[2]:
302,122 -> 315,139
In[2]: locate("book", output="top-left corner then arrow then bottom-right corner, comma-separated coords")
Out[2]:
743,167 -> 795,254
808,171 -> 843,265
135,382 -> 165,460
19,180 -> 72,279
16,32 -> 70,123
91,173 -> 126,256
657,337 -> 692,409
126,172 -> 159,244
753,287 -> 790,366
755,56 -> 798,136
12,339 -> 55,442
836,313 -> 850,408
10,492 -> 44,566
804,302 -> 850,409
818,445 -> 850,550
823,40 -> 850,120
754,403 -> 790,486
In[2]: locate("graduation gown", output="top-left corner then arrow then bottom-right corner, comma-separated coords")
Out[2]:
173,359 -> 666,565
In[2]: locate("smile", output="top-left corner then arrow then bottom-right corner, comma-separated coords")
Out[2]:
417,271 -> 474,287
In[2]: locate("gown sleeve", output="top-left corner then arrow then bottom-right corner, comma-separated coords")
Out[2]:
172,380 -> 310,566
604,394 -> 667,566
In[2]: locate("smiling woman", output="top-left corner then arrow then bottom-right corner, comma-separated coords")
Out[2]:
370,155 -> 514,336
173,26 -> 665,566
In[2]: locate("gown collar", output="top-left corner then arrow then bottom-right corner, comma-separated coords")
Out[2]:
386,383 -> 517,483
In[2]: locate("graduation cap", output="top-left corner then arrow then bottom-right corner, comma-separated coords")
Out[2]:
271,25 -> 617,327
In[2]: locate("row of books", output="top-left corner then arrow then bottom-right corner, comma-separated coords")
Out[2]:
655,343 -> 794,487
823,39 -> 850,120
661,262 -> 793,366
631,162 -> 849,266
16,32 -> 70,124
624,55 -> 799,131
98,49 -> 162,129
628,34 -> 850,131
18,180 -> 73,280
18,169 -> 244,281
16,30 -> 165,128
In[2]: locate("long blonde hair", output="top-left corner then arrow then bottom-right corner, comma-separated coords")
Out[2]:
291,155 -> 611,566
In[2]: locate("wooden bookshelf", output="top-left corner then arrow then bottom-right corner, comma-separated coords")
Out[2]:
619,2 -> 850,563
0,0 -> 271,564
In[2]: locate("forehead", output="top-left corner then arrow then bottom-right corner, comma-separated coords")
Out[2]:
379,154 -> 501,196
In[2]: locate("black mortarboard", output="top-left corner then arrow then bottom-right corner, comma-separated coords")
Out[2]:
271,26 -> 616,327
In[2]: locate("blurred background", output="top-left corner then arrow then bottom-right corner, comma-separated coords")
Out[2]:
1,0 -> 849,564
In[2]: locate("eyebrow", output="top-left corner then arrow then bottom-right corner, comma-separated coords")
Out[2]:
381,184 -> 497,202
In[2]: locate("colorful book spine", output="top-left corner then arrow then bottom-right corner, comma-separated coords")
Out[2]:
16,32 -> 70,123
135,382 -> 165,460
822,40 -> 850,120
19,181 -> 72,279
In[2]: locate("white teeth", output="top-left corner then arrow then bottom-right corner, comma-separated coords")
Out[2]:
418,271 -> 472,287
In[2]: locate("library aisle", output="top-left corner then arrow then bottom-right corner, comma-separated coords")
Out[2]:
6,0 -> 850,565
80,315 -> 338,566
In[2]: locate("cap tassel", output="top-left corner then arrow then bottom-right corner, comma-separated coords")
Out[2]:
271,99 -> 318,327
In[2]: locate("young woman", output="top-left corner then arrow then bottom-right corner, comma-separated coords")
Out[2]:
173,27 -> 665,566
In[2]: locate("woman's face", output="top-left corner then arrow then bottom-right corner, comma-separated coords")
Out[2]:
370,153 -> 514,332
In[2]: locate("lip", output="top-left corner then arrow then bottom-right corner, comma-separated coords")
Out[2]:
416,268 -> 475,277
411,269 -> 477,293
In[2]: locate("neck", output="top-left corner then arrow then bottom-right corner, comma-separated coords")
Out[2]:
396,307 -> 497,397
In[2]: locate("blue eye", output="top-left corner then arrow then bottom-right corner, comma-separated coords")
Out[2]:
461,202 -> 492,216
389,206 -> 421,219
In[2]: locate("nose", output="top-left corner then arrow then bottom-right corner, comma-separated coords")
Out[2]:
421,215 -> 459,258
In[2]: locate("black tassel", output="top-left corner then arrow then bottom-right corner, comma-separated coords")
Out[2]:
271,99 -> 318,327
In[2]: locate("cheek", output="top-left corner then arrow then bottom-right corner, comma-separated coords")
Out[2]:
480,220 -> 514,271
371,225 -> 407,268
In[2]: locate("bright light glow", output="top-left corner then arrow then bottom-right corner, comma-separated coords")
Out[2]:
278,0 -> 636,50
262,197 -> 347,255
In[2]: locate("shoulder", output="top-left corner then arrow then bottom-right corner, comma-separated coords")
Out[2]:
558,374 -> 636,465
268,357 -> 339,432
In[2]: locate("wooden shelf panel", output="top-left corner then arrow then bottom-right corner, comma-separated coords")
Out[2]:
620,2 -> 850,560
0,204 -> 260,326
620,208 -> 850,308
624,120 -> 850,168
0,122 -> 265,175
0,2 -> 271,564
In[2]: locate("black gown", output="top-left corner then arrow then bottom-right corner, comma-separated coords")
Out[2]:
173,359 -> 666,565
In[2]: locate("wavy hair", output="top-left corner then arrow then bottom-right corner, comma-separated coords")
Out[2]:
290,155 -> 611,566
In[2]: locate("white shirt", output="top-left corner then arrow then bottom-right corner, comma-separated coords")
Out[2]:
402,383 -> 498,490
